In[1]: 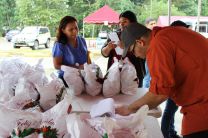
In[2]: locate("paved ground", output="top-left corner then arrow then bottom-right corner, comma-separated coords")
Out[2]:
0,37 -> 182,136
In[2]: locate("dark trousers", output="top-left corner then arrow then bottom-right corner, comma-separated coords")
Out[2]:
183,130 -> 208,138
161,99 -> 179,138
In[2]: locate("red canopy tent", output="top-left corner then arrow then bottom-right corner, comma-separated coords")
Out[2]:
83,5 -> 119,24
83,5 -> 119,37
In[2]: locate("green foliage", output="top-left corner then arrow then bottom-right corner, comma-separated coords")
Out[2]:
0,0 -> 208,37
15,0 -> 69,36
137,0 -> 186,23
0,0 -> 16,36
172,0 -> 198,16
201,0 -> 208,16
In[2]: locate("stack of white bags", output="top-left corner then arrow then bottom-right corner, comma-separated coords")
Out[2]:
61,62 -> 104,96
62,57 -> 138,97
0,58 -> 72,137
0,57 -> 141,138
103,57 -> 138,97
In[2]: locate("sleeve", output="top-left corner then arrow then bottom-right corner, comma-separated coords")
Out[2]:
82,37 -> 88,49
147,36 -> 175,97
52,42 -> 63,57
142,62 -> 151,88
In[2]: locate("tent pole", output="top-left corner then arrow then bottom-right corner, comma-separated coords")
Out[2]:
168,0 -> 171,25
196,0 -> 202,32
92,25 -> 95,38
83,21 -> 85,38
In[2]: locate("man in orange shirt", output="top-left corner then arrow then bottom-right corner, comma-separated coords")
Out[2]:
116,22 -> 208,138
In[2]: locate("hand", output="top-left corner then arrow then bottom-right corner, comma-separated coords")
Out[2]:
107,41 -> 117,50
118,41 -> 124,49
79,64 -> 84,70
115,105 -> 132,116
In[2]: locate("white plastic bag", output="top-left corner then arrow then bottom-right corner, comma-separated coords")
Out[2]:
90,98 -> 115,118
41,95 -> 72,138
4,77 -> 41,110
61,65 -> 84,96
0,58 -> 28,76
5,85 -> 40,112
67,113 -> 102,138
83,63 -> 103,96
103,58 -> 122,97
37,76 -> 65,111
121,57 -> 138,95
5,90 -> 32,110
0,74 -> 17,102
0,58 -> 29,102
107,105 -> 149,138
0,58 -> 47,103
0,75 -> 12,102
23,59 -> 48,88
87,105 -> 149,138
87,117 -> 107,136
0,104 -> 41,138
108,128 -> 135,138
15,78 -> 39,101
103,118 -> 135,138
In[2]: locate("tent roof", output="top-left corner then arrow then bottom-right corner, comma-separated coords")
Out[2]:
157,16 -> 208,26
83,5 -> 119,24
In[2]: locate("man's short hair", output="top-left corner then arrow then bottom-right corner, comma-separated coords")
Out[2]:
171,20 -> 190,28
145,18 -> 156,25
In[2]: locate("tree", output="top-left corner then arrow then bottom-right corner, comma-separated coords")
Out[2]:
15,0 -> 69,36
172,0 -> 197,16
136,0 -> 186,23
1,0 -> 206,37
201,0 -> 208,16
130,0 -> 146,5
0,0 -> 16,35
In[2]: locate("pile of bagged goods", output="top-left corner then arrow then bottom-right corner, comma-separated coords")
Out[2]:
0,57 -> 148,138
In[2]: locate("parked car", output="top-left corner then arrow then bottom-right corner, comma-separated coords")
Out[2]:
5,30 -> 20,42
98,31 -> 108,39
12,26 -> 51,50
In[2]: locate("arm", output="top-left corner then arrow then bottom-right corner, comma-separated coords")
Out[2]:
53,57 -> 81,69
53,57 -> 81,70
116,92 -> 167,116
101,41 -> 116,57
129,91 -> 167,112
87,51 -> 92,64
53,57 -> 63,70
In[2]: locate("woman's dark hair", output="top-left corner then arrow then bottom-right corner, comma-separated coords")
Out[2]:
119,10 -> 137,23
56,16 -> 77,44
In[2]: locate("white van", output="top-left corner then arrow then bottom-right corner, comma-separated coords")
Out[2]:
12,26 -> 51,50
181,19 -> 208,38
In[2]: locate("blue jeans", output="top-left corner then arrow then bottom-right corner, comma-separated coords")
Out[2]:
161,99 -> 179,138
